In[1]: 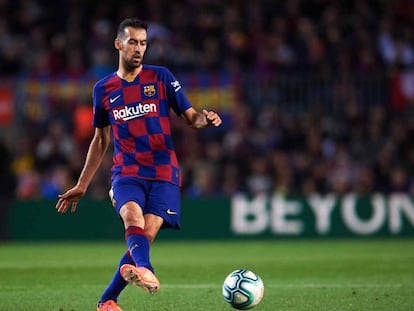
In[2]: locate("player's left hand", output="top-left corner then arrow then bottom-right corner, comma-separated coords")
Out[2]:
203,109 -> 222,127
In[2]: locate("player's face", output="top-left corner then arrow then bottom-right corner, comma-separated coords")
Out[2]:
117,27 -> 147,70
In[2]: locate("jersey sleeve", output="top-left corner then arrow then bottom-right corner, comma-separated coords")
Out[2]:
92,82 -> 110,128
163,68 -> 192,116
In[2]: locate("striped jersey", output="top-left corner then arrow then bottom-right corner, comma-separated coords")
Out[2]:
92,65 -> 192,186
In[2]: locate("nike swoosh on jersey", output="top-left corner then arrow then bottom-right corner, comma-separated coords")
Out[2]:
166,209 -> 177,215
109,94 -> 121,104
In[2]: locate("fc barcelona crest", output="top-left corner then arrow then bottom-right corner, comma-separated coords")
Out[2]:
143,85 -> 156,97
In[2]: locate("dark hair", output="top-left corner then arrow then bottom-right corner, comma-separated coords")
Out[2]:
117,18 -> 148,38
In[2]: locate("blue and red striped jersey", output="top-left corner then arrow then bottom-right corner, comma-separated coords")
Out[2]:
92,65 -> 192,186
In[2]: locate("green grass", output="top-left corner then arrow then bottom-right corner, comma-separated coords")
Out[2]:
0,239 -> 413,310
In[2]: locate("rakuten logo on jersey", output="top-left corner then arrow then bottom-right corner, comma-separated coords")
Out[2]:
112,103 -> 157,121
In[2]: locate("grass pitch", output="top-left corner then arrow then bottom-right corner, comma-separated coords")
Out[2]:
0,239 -> 413,311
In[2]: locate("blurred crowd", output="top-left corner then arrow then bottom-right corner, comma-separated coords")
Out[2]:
2,0 -> 414,76
1,0 -> 414,201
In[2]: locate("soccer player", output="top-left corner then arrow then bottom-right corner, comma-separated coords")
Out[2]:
55,18 -> 222,311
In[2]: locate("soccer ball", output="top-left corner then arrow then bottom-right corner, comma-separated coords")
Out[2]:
222,269 -> 264,310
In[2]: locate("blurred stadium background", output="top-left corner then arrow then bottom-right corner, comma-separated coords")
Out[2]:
0,0 -> 413,240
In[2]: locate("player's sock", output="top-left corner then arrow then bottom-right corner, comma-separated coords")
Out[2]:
99,250 -> 133,303
125,225 -> 154,272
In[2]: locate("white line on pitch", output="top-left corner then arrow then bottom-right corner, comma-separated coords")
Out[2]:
283,284 -> 403,288
162,283 -> 402,289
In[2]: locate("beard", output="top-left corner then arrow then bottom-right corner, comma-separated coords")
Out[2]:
122,55 -> 142,71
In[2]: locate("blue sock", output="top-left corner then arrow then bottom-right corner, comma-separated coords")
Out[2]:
99,250 -> 133,303
125,226 -> 154,272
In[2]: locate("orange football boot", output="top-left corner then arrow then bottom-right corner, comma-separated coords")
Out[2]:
97,300 -> 123,311
120,264 -> 160,294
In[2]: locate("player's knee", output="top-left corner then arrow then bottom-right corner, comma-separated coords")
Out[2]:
120,205 -> 144,227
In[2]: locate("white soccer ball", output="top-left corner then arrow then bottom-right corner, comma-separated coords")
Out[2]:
222,269 -> 264,310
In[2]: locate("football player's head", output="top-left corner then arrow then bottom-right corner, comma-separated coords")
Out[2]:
115,18 -> 148,70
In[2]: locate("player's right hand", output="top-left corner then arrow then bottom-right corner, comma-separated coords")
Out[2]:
55,188 -> 85,213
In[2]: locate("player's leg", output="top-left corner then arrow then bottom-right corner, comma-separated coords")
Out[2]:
97,251 -> 133,310
143,213 -> 164,244
105,179 -> 179,296
120,201 -> 154,271
120,214 -> 163,293
119,180 -> 181,294
97,180 -> 152,309
110,178 -> 154,272
97,214 -> 163,306
97,216 -> 163,307
97,187 -> 138,309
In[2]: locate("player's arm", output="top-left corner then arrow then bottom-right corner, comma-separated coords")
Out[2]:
181,107 -> 222,129
55,126 -> 111,213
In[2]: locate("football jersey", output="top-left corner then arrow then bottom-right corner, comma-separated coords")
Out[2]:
92,65 -> 192,186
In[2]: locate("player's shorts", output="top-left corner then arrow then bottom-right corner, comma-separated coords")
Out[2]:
111,177 -> 181,229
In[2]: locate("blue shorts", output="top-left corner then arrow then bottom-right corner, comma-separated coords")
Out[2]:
111,177 -> 181,229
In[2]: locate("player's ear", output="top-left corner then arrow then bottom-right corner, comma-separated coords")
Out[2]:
114,38 -> 122,50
